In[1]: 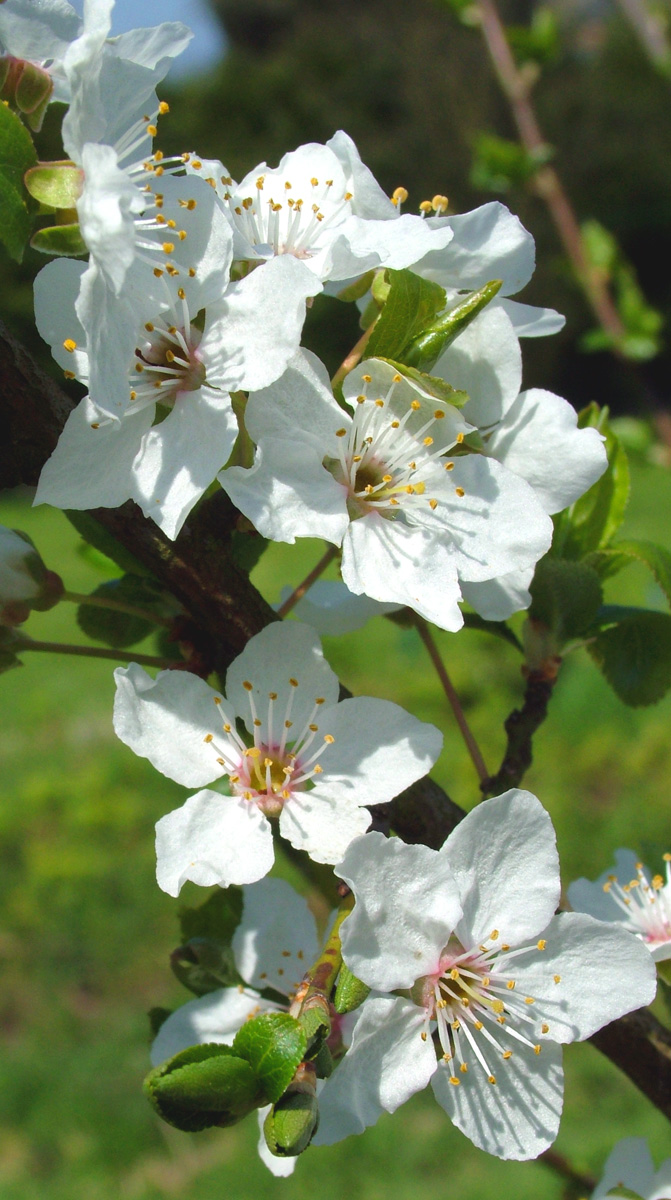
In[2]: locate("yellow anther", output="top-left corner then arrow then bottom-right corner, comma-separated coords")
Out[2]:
162,242 -> 175,254
64,370 -> 75,379
391,420 -> 400,429
166,265 -> 179,276
502,1050 -> 513,1060
178,229 -> 188,240
313,764 -> 323,774
268,692 -> 278,700
392,186 -> 408,205
420,1031 -> 427,1042
205,178 -> 216,189
541,1023 -> 550,1034
214,697 -> 222,705
289,677 -> 299,687
456,432 -> 465,443
159,100 -> 170,114
63,338 -> 77,353
429,499 -> 438,510
253,719 -> 262,728
243,680 -> 253,691
362,374 -> 372,383
392,373 -> 402,383
419,200 -> 433,214
216,757 -> 225,765
537,940 -> 547,950
177,287 -> 186,299
460,1062 -> 468,1073
449,1076 -> 460,1087
451,1020 -> 461,1031
165,350 -> 175,363
180,198 -> 198,211
488,1075 -> 497,1085
203,733 -> 213,743
344,191 -> 353,200
144,322 -> 155,332
492,1000 -> 505,1014
533,1045 -> 542,1055
188,268 -> 196,277
433,409 -> 445,419
491,930 -> 500,941
455,487 -> 465,497
506,981 -> 515,990
653,874 -> 664,889
154,165 -> 164,176
90,422 -> 100,429
444,462 -> 455,471
524,997 -> 535,1005
474,1020 -> 483,1030
432,194 -> 448,213
147,124 -> 157,137
310,177 -> 318,186
664,852 -> 671,861
375,398 -> 385,407
284,720 -> 293,729
154,150 -> 164,162
411,400 -> 421,410
335,428 -> 347,437
191,160 -> 202,170
554,975 -> 561,984
135,363 -> 144,373
450,968 -> 460,980
324,734 -> 335,744
423,436 -> 434,446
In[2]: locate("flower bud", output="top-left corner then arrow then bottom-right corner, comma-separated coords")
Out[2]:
0,526 -> 63,626
263,1066 -> 319,1158
144,1043 -> 261,1132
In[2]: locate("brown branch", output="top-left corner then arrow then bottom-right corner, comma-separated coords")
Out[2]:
481,668 -> 556,797
2,319 -> 671,1125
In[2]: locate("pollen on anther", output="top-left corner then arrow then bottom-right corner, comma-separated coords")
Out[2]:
63,338 -> 77,352
336,428 -> 347,437
159,100 -> 170,114
203,734 -> 213,743
455,486 -> 465,497
460,1062 -> 468,1073
214,697 -> 222,705
64,370 -> 75,379
420,1031 -> 427,1042
506,981 -> 515,990
503,1050 -> 513,1060
411,400 -> 421,411
289,677 -> 298,687
524,997 -> 535,1005
362,374 -> 372,383
253,718 -> 262,728
177,287 -> 186,299
553,975 -> 561,984
449,1076 -> 460,1087
537,939 -> 547,950
541,1023 -> 550,1034
429,499 -> 438,510
216,757 -> 225,765
533,1044 -> 542,1055
243,681 -> 253,691
162,242 -> 175,254
146,124 -> 157,137
324,734 -> 335,744
490,930 -> 499,941
488,1075 -> 497,1085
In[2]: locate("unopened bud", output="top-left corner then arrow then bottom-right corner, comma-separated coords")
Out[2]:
0,526 -> 63,625
144,1043 -> 260,1132
263,1066 -> 319,1158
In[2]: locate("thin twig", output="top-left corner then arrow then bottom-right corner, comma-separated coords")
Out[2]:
481,667 -> 556,796
63,589 -> 173,628
18,639 -> 179,669
330,321 -> 376,391
413,614 -> 489,785
276,545 -> 339,618
473,0 -> 627,349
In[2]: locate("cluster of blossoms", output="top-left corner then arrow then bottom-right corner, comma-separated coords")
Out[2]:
4,0 -> 665,1179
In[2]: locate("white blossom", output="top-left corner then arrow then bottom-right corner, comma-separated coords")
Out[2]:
314,790 -> 657,1160
221,351 -> 553,630
591,1138 -> 671,1200
569,849 -> 671,964
113,622 -> 442,892
0,526 -> 43,605
34,190 -> 317,534
277,581 -> 402,636
184,130 -> 454,283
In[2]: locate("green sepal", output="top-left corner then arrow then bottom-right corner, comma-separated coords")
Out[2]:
144,1043 -> 261,1131
14,61 -> 53,128
24,161 -> 82,209
401,279 -> 503,371
552,405 -> 630,560
366,269 -> 447,362
30,221 -> 87,256
587,608 -> 671,707
378,359 -> 469,408
263,1088 -> 319,1158
233,1012 -> 307,1104
0,97 -> 38,261
171,938 -> 243,997
298,1003 -> 331,1058
528,557 -> 603,645
336,270 -> 376,303
656,959 -> 671,988
313,1041 -> 334,1079
334,963 -> 371,1014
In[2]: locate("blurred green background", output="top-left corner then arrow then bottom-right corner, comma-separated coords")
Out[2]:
2,0 -> 671,1195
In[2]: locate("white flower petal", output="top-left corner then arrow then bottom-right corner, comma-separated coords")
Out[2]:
499,299 -> 566,338
155,789 -> 273,896
113,663 -> 230,788
435,305 -> 522,428
279,792 -> 372,865
150,988 -> 265,1066
313,997 -> 435,1144
221,439 -> 348,546
328,212 -> 453,280
338,831 -> 462,991
34,257 -> 89,378
280,581 -> 402,636
431,1035 -> 564,1160
485,388 -> 607,514
513,911 -> 657,1044
34,397 -> 154,511
341,515 -> 463,631
317,696 -> 442,806
592,1138 -> 656,1200
225,621 -> 340,741
567,848 -> 641,924
460,567 -> 534,621
233,877 -> 319,994
202,254 -> 320,394
130,388 -> 238,540
413,202 -> 536,296
243,349 -> 342,447
75,259 -> 140,415
326,130 -> 398,220
442,790 -> 561,948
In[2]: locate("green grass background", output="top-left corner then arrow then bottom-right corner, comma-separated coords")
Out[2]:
1,452 -> 670,1199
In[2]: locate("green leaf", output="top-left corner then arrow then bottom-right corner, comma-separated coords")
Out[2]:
336,269 -> 376,303
0,98 -> 37,175
298,1004 -> 331,1057
587,610 -> 671,706
233,1012 -> 307,1104
30,222 -> 87,256
529,557 -> 603,643
553,405 -> 630,559
24,161 -> 81,209
380,359 -> 468,408
401,280 -> 503,371
334,963 -> 371,1014
366,269 -> 447,362
65,512 -> 151,577
470,132 -> 553,193
0,101 -> 36,261
145,1043 -> 260,1131
594,539 -> 671,608
171,938 -> 242,997
75,575 -> 170,648
179,886 -> 243,945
